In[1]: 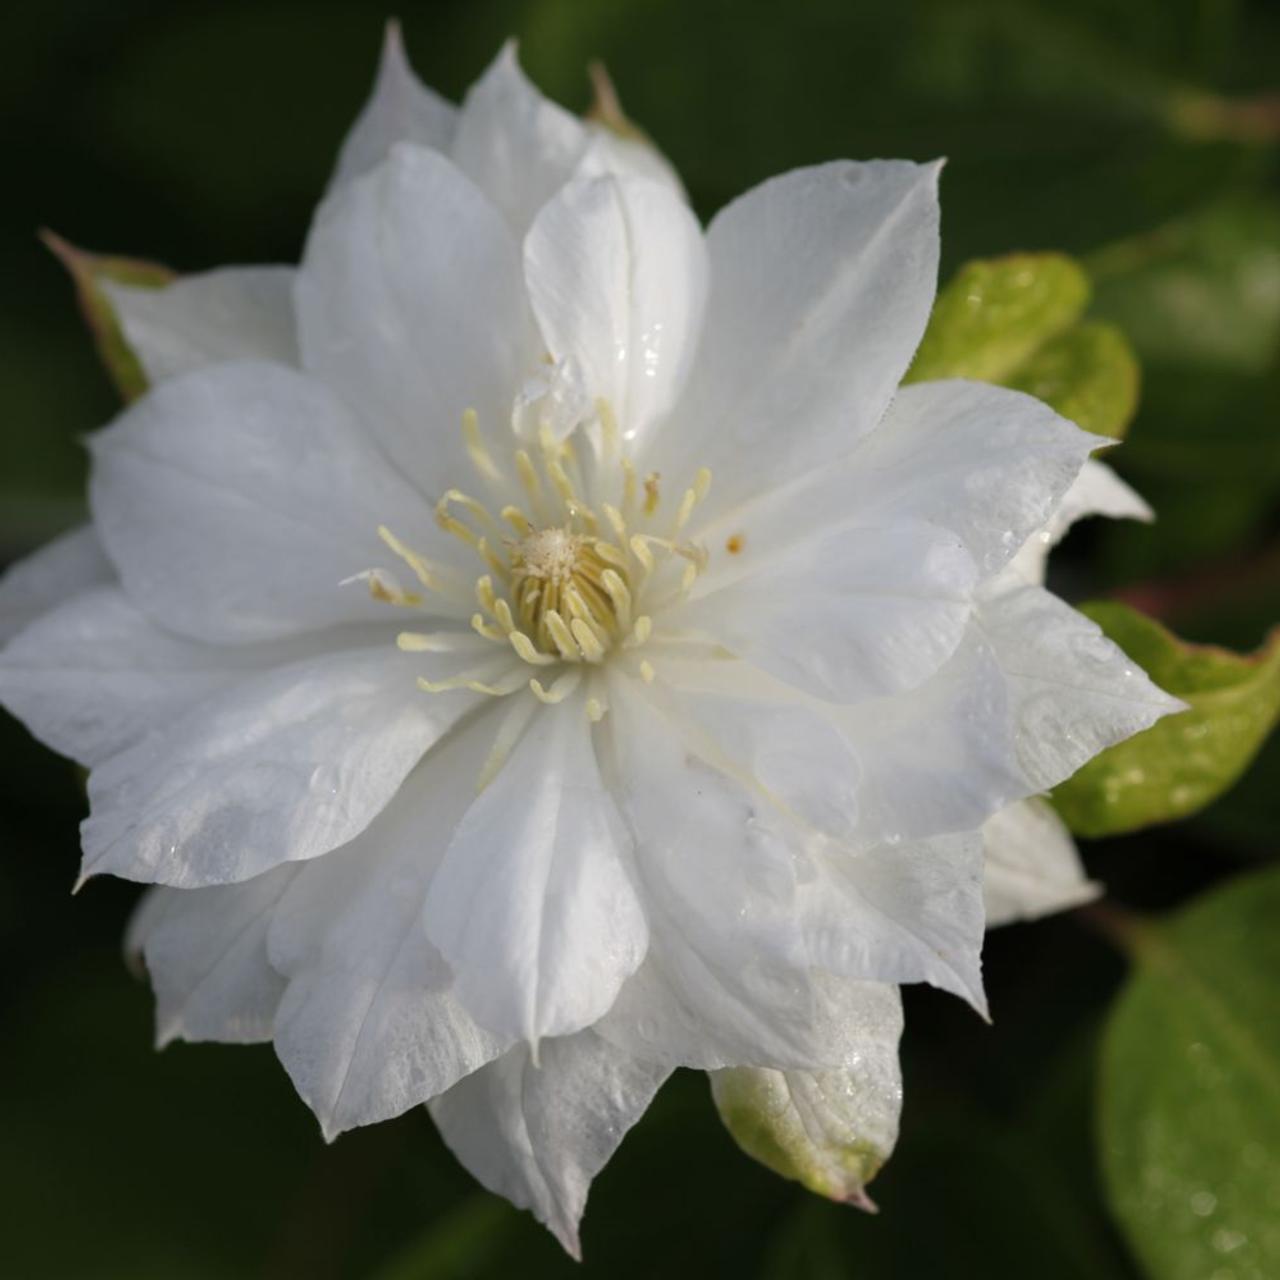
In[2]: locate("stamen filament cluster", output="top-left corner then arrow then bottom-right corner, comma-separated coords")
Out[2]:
371,404 -> 713,710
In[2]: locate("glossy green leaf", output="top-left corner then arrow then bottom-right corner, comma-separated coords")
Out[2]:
1099,868 -> 1280,1280
906,252 -> 1140,440
1003,321 -> 1140,439
907,253 -> 1089,384
41,231 -> 172,403
1053,603 -> 1280,836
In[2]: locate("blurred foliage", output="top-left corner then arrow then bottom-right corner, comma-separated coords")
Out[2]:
1099,868 -> 1280,1280
1053,604 -> 1280,837
2,0 -> 1279,1277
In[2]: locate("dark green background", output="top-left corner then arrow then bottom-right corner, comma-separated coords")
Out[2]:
2,2 -> 1277,1276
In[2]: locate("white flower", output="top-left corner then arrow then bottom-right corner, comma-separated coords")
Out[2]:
0,30 -> 1183,1255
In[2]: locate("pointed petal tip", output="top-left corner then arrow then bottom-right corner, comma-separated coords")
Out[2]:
550,1220 -> 583,1262
842,1186 -> 880,1214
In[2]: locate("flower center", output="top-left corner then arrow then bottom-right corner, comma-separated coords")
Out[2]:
510,527 -> 629,658
362,403 -> 712,713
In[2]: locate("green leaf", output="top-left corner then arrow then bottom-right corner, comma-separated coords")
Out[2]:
1099,868 -> 1280,1280
906,252 -> 1140,439
907,253 -> 1089,384
1052,603 -> 1280,836
41,230 -> 172,403
1003,321 -> 1140,439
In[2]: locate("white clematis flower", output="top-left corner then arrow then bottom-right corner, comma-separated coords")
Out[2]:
0,31 -> 1184,1256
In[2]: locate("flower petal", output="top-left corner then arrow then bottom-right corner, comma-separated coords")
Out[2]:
126,869 -> 296,1047
982,798 -> 1098,927
593,677 -> 842,1068
297,144 -> 534,498
102,267 -> 298,386
680,520 -> 976,703
89,361 -> 443,643
424,696 -> 647,1045
269,714 -> 512,1139
429,1031 -> 668,1258
798,831 -> 987,1013
980,584 -> 1186,792
329,22 -> 456,191
79,643 -> 484,888
524,174 -> 707,443
451,43 -> 590,235
999,457 -> 1152,590
700,380 -> 1099,585
0,524 -> 112,645
0,585 -> 335,767
655,160 -> 941,514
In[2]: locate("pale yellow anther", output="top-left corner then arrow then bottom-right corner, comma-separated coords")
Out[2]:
530,670 -> 581,704
515,450 -> 543,509
509,630 -> 557,666
478,537 -> 510,582
585,696 -> 608,722
622,458 -> 638,516
462,409 -> 503,485
378,526 -> 444,592
546,610 -> 580,661
397,630 -> 468,653
417,671 -> 525,697
595,398 -> 620,457
501,506 -> 533,536
639,659 -> 656,683
629,535 -> 656,575
601,503 -> 628,542
545,457 -> 577,508
492,598 -> 516,634
353,569 -> 423,607
595,539 -> 629,570
470,613 -> 506,643
643,472 -> 661,515
626,615 -> 652,647
602,569 -> 632,631
475,575 -> 498,616
680,560 -> 699,593
571,618 -> 606,662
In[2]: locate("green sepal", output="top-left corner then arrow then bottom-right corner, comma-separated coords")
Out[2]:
1052,602 -> 1280,836
1099,867 -> 1280,1280
41,230 -> 172,403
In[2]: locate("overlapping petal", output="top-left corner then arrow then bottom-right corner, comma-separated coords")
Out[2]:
430,1031 -> 669,1258
680,520 -> 976,703
89,361 -> 445,643
79,643 -> 482,888
270,717 -> 513,1139
103,267 -> 298,386
330,22 -> 456,191
297,144 -> 536,498
126,869 -> 295,1047
982,798 -> 1098,926
524,174 -> 707,444
425,696 -> 647,1045
655,160 -> 941,514
0,524 -> 112,645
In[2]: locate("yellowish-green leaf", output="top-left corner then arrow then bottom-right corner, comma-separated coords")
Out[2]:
1003,320 -> 1140,440
1052,603 -> 1280,836
1099,868 -> 1280,1280
907,252 -> 1090,384
41,230 -> 172,403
